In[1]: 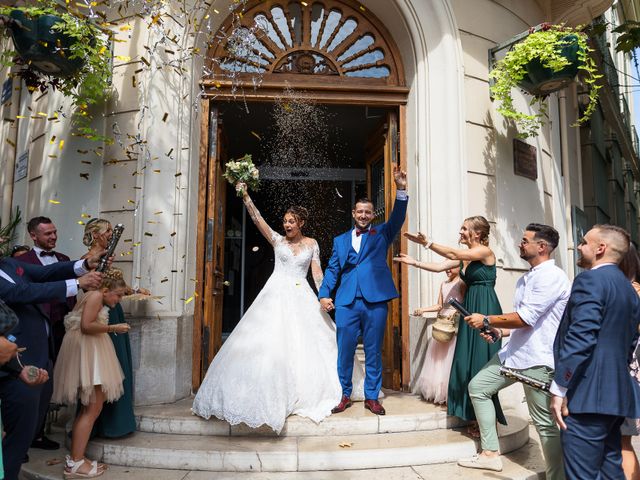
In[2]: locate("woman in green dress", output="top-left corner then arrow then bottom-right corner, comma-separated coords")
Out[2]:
405,216 -> 505,435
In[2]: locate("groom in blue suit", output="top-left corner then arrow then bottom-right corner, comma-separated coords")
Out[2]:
319,167 -> 407,415
550,224 -> 640,479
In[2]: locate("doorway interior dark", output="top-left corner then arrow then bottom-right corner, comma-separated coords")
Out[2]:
219,101 -> 393,336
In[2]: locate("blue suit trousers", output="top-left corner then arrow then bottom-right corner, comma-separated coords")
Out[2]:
561,413 -> 625,480
335,297 -> 387,400
0,374 -> 51,480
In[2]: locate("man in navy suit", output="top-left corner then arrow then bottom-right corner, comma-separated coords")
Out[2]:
18,216 -> 76,452
0,254 -> 103,480
319,167 -> 407,416
551,224 -> 640,480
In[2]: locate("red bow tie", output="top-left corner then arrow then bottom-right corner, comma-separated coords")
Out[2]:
356,227 -> 376,236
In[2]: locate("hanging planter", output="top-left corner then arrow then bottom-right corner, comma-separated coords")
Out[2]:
489,24 -> 602,138
0,1 -> 113,142
518,34 -> 581,96
8,10 -> 85,77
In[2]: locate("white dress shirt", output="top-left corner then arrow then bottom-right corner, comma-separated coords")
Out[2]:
351,190 -> 408,253
498,259 -> 570,370
33,246 -> 59,266
549,262 -> 616,397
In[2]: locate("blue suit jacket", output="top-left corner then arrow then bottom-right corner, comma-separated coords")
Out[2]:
553,264 -> 640,418
0,257 -> 77,374
318,197 -> 407,306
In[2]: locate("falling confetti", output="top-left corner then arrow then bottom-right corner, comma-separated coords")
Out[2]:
48,200 -> 61,205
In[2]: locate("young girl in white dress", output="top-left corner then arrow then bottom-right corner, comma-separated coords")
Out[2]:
52,269 -> 130,479
394,255 -> 465,404
192,183 -> 364,433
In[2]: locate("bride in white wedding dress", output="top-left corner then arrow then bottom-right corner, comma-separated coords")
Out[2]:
192,183 -> 364,433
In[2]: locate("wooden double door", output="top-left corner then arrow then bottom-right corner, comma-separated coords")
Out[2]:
192,101 -> 406,392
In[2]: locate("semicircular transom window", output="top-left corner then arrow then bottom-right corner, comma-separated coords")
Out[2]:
208,0 -> 403,85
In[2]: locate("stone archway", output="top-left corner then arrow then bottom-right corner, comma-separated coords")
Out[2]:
185,0 -> 466,390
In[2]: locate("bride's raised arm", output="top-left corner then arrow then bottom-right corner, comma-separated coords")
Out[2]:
238,183 -> 277,245
310,240 -> 324,290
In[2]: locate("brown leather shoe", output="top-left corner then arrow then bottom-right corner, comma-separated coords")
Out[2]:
331,395 -> 352,414
364,399 -> 386,415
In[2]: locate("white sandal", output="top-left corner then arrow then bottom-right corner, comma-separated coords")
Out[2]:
64,456 -> 105,479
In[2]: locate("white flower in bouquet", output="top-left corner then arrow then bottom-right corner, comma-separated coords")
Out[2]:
223,154 -> 260,196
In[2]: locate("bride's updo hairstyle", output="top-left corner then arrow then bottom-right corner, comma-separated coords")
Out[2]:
83,218 -> 111,247
102,268 -> 127,290
464,215 -> 491,246
285,206 -> 309,228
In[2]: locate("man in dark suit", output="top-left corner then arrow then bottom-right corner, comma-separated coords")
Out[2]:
20,217 -> 76,357
551,224 -> 640,480
0,255 -> 103,480
18,216 -> 76,452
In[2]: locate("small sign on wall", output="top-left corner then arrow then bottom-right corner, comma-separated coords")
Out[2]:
513,139 -> 537,181
1,79 -> 11,105
14,151 -> 28,182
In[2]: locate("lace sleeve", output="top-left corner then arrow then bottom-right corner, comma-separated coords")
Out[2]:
310,240 -> 324,290
243,194 -> 277,245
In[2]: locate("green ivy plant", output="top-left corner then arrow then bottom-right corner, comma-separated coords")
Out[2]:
0,207 -> 21,258
0,0 -> 113,143
489,24 -> 602,138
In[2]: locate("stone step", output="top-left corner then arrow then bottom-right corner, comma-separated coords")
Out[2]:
82,415 -> 528,472
21,426 -> 544,480
135,392 -> 466,437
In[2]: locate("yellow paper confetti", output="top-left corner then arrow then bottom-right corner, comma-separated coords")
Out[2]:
184,295 -> 194,304
116,55 -> 131,62
59,140 -> 64,150
48,199 -> 61,205
77,221 -> 85,225
81,213 -> 91,218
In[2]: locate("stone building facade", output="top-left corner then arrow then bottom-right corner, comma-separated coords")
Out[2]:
0,0 -> 638,404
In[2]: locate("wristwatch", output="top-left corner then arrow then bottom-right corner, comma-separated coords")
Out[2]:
483,316 -> 491,329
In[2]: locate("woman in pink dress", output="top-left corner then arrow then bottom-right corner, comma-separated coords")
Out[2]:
395,254 -> 465,404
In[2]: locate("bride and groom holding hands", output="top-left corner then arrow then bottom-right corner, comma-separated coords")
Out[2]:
192,167 -> 408,432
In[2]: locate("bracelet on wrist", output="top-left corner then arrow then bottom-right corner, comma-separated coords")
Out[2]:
423,240 -> 433,250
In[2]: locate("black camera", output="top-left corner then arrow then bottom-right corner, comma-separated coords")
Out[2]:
448,298 -> 499,342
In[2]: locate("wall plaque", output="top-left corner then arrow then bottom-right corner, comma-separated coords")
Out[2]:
14,151 -> 28,182
1,79 -> 11,105
513,139 -> 537,181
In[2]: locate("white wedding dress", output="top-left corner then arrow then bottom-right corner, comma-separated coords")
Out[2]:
192,231 -> 365,433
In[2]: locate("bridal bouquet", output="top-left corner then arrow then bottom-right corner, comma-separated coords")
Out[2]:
223,154 -> 260,197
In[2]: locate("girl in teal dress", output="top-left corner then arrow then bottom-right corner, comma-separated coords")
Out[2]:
94,303 -> 136,438
405,216 -> 506,435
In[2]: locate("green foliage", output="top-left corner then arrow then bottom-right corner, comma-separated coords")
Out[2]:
0,207 -> 22,258
612,20 -> 640,54
489,25 -> 602,138
0,0 -> 113,143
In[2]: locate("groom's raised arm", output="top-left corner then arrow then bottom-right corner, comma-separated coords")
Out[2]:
318,238 -> 341,300
383,167 -> 408,243
383,192 -> 408,243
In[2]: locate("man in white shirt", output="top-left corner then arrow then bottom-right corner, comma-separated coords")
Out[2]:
457,223 -> 570,479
